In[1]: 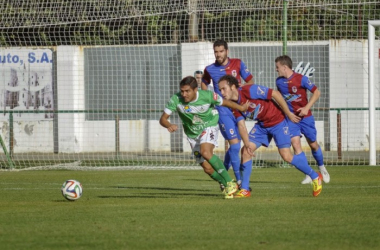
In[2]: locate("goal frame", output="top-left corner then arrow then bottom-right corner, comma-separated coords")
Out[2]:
368,20 -> 380,166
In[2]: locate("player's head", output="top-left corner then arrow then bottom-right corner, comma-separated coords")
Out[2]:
213,39 -> 229,66
194,70 -> 203,88
218,75 -> 239,101
179,76 -> 198,102
213,39 -> 228,50
275,55 -> 293,78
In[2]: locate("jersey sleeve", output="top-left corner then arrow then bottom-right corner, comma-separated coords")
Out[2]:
210,91 -> 223,106
164,94 -> 178,115
202,68 -> 212,86
239,60 -> 253,82
232,109 -> 245,122
247,84 -> 273,100
301,75 -> 317,93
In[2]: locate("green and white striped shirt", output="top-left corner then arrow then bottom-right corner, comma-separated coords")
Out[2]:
164,90 -> 223,138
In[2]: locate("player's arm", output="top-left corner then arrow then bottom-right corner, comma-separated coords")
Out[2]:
220,99 -> 249,112
244,78 -> 254,85
236,119 -> 255,156
240,60 -> 254,85
297,88 -> 320,117
159,112 -> 178,133
201,69 -> 211,90
271,90 -> 301,123
201,82 -> 209,90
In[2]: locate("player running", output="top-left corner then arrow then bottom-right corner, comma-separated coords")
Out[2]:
159,76 -> 249,198
218,75 -> 323,198
275,55 -> 330,184
201,39 -> 254,189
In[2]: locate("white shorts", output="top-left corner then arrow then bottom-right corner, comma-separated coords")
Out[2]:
187,125 -> 219,164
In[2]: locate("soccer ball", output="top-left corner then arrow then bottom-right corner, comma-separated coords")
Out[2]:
61,180 -> 83,201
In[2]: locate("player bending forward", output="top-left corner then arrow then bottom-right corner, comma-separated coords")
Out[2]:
218,75 -> 323,198
159,76 -> 249,199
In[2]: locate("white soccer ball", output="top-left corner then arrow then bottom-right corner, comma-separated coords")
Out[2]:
61,180 -> 83,201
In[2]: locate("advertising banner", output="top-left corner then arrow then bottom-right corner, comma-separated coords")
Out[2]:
0,48 -> 54,120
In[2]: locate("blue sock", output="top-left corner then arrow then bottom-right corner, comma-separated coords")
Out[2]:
311,146 -> 324,167
291,152 -> 318,179
223,149 -> 231,170
240,160 -> 252,190
228,142 -> 241,182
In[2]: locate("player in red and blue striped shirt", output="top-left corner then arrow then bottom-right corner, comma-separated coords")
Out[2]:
218,75 -> 323,198
275,55 -> 330,184
202,40 -> 253,189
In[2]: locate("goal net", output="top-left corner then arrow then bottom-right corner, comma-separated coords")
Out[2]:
0,0 -> 379,170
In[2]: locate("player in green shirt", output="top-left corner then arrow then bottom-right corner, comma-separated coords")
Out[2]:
160,76 -> 248,199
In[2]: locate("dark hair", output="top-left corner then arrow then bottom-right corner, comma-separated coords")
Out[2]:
180,76 -> 198,89
275,55 -> 293,69
194,70 -> 203,75
213,39 -> 228,50
218,75 -> 239,88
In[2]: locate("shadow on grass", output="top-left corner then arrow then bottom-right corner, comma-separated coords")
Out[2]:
184,179 -> 276,184
98,192 -> 220,199
100,185 -> 222,199
111,186 -> 206,192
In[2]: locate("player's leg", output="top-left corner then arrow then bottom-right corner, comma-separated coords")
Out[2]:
199,126 -> 238,196
201,143 -> 237,195
234,143 -> 257,198
307,138 -> 330,183
188,134 -> 227,188
234,124 -> 266,198
292,136 -> 312,184
288,118 -> 312,184
272,120 -> 322,197
302,116 -> 330,183
218,114 -> 242,185
279,147 -> 323,197
201,161 -> 227,187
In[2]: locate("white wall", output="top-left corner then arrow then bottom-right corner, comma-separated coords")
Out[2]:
3,41 -> 379,153
56,46 -> 147,153
329,40 -> 380,150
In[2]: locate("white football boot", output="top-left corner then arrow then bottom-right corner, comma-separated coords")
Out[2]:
319,166 -> 330,183
301,174 -> 312,184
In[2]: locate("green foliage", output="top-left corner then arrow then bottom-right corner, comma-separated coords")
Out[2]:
0,1 -> 379,46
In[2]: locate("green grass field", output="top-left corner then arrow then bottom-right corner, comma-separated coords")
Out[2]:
0,166 -> 379,250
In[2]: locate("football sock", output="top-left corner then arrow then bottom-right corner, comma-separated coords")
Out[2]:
209,155 -> 233,183
223,149 -> 231,170
229,142 -> 242,182
291,152 -> 318,180
209,171 -> 227,186
240,160 -> 252,190
311,146 -> 324,167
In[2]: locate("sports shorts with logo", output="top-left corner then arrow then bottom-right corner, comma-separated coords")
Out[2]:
187,125 -> 219,163
249,119 -> 291,149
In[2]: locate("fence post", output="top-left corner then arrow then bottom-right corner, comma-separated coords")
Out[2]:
337,109 -> 342,160
9,111 -> 14,159
0,111 -> 15,169
115,114 -> 120,159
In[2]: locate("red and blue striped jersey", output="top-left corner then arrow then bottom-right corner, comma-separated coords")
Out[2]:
276,72 -> 317,118
202,58 -> 253,115
233,85 -> 285,128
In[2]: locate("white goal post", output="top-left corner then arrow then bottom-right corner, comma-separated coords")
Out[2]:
368,20 -> 380,166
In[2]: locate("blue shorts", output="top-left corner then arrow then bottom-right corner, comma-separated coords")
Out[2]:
218,113 -> 241,141
249,119 -> 291,149
287,116 -> 317,142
